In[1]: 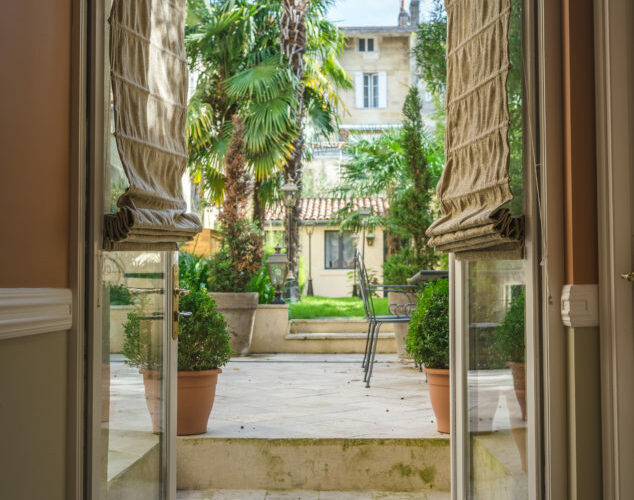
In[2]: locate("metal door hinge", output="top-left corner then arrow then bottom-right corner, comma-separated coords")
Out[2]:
620,272 -> 634,282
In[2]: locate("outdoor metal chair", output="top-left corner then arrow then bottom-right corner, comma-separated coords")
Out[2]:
355,250 -> 419,387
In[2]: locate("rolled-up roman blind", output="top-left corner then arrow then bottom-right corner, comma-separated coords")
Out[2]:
426,0 -> 523,260
104,0 -> 202,251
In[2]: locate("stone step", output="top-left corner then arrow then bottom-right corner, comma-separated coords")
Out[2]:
177,489 -> 451,499
285,332 -> 394,340
177,437 -> 450,493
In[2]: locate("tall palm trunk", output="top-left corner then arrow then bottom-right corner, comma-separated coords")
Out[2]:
280,0 -> 309,280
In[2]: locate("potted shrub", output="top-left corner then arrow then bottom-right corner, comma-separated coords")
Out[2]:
406,278 -> 450,433
122,302 -> 163,433
207,116 -> 263,355
492,286 -> 526,421
177,290 -> 232,435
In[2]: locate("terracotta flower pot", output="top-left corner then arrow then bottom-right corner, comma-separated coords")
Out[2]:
177,369 -> 221,436
507,361 -> 527,421
210,292 -> 258,356
140,369 -> 162,434
424,367 -> 450,434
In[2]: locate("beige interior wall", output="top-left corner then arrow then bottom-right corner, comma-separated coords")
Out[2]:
0,0 -> 71,289
0,1 -> 73,499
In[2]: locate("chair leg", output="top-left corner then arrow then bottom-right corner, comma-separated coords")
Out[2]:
363,322 -> 376,381
362,321 -> 373,369
365,322 -> 382,388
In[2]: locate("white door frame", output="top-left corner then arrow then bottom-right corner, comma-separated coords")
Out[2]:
595,0 -> 634,498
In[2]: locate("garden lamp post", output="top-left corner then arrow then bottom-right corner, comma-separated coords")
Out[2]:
281,181 -> 300,300
352,230 -> 360,297
266,246 -> 289,304
305,221 -> 314,296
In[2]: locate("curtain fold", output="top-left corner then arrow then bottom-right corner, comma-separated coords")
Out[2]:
104,0 -> 202,251
426,0 -> 523,260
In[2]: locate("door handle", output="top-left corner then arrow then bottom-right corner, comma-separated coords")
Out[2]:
620,272 -> 634,282
174,288 -> 192,298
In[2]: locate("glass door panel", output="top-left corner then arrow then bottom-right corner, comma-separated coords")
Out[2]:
465,260 -> 528,499
100,251 -> 172,500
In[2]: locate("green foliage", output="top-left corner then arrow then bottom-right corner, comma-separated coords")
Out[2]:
109,284 -> 135,306
186,0 -> 350,211
178,290 -> 233,371
289,296 -> 389,320
406,279 -> 450,369
491,287 -> 525,363
122,303 -> 162,370
413,0 -> 446,97
179,252 -> 211,291
247,266 -> 276,304
383,248 -> 428,285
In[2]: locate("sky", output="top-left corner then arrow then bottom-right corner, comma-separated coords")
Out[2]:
326,0 -> 435,27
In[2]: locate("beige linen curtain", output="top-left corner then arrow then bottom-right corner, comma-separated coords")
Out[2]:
104,0 -> 202,251
426,0 -> 523,260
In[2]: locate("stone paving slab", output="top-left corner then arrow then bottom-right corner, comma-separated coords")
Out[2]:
206,354 -> 441,439
177,490 -> 451,499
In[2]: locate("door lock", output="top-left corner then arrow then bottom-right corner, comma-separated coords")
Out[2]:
620,272 -> 634,282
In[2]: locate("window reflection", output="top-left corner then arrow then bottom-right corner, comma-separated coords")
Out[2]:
467,260 -> 527,499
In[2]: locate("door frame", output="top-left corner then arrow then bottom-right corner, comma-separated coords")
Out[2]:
595,0 -> 634,497
85,0 -> 178,497
450,0 -> 570,497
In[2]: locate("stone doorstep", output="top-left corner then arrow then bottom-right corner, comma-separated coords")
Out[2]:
177,437 -> 450,493
177,490 -> 452,499
285,332 -> 395,341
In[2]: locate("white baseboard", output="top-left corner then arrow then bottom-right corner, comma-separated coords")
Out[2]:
0,288 -> 73,341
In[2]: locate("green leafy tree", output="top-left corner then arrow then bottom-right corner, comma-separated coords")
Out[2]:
186,0 -> 350,231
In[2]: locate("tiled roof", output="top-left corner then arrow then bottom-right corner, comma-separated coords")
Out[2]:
265,197 -> 390,224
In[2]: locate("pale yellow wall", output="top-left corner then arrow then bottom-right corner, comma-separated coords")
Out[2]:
298,225 -> 384,298
338,34 -> 413,127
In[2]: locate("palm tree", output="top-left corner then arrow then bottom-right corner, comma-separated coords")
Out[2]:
186,0 -> 350,232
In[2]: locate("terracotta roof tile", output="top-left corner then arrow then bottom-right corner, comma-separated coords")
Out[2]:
265,197 -> 390,223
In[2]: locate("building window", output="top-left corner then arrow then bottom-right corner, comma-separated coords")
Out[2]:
358,38 -> 375,52
363,73 -> 379,108
325,231 -> 355,269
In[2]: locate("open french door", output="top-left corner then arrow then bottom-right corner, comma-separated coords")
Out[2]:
86,1 -> 178,498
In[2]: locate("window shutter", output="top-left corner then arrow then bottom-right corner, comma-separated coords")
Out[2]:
355,73 -> 365,108
378,72 -> 387,108
426,0 -> 523,260
105,0 -> 202,250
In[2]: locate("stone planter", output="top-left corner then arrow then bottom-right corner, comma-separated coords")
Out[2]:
109,304 -> 135,353
210,292 -> 258,356
250,304 -> 289,353
388,291 -> 417,360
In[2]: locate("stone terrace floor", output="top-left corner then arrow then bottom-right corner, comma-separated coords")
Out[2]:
206,353 -> 442,439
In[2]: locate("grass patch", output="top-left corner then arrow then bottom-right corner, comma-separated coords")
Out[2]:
289,296 -> 389,319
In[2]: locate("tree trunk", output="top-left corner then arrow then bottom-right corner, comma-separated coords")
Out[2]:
252,178 -> 264,231
281,0 -> 309,279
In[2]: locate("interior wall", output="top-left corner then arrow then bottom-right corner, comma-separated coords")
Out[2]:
0,0 -> 72,288
0,1 -> 73,499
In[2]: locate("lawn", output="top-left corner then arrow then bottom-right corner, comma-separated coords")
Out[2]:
288,296 -> 390,319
